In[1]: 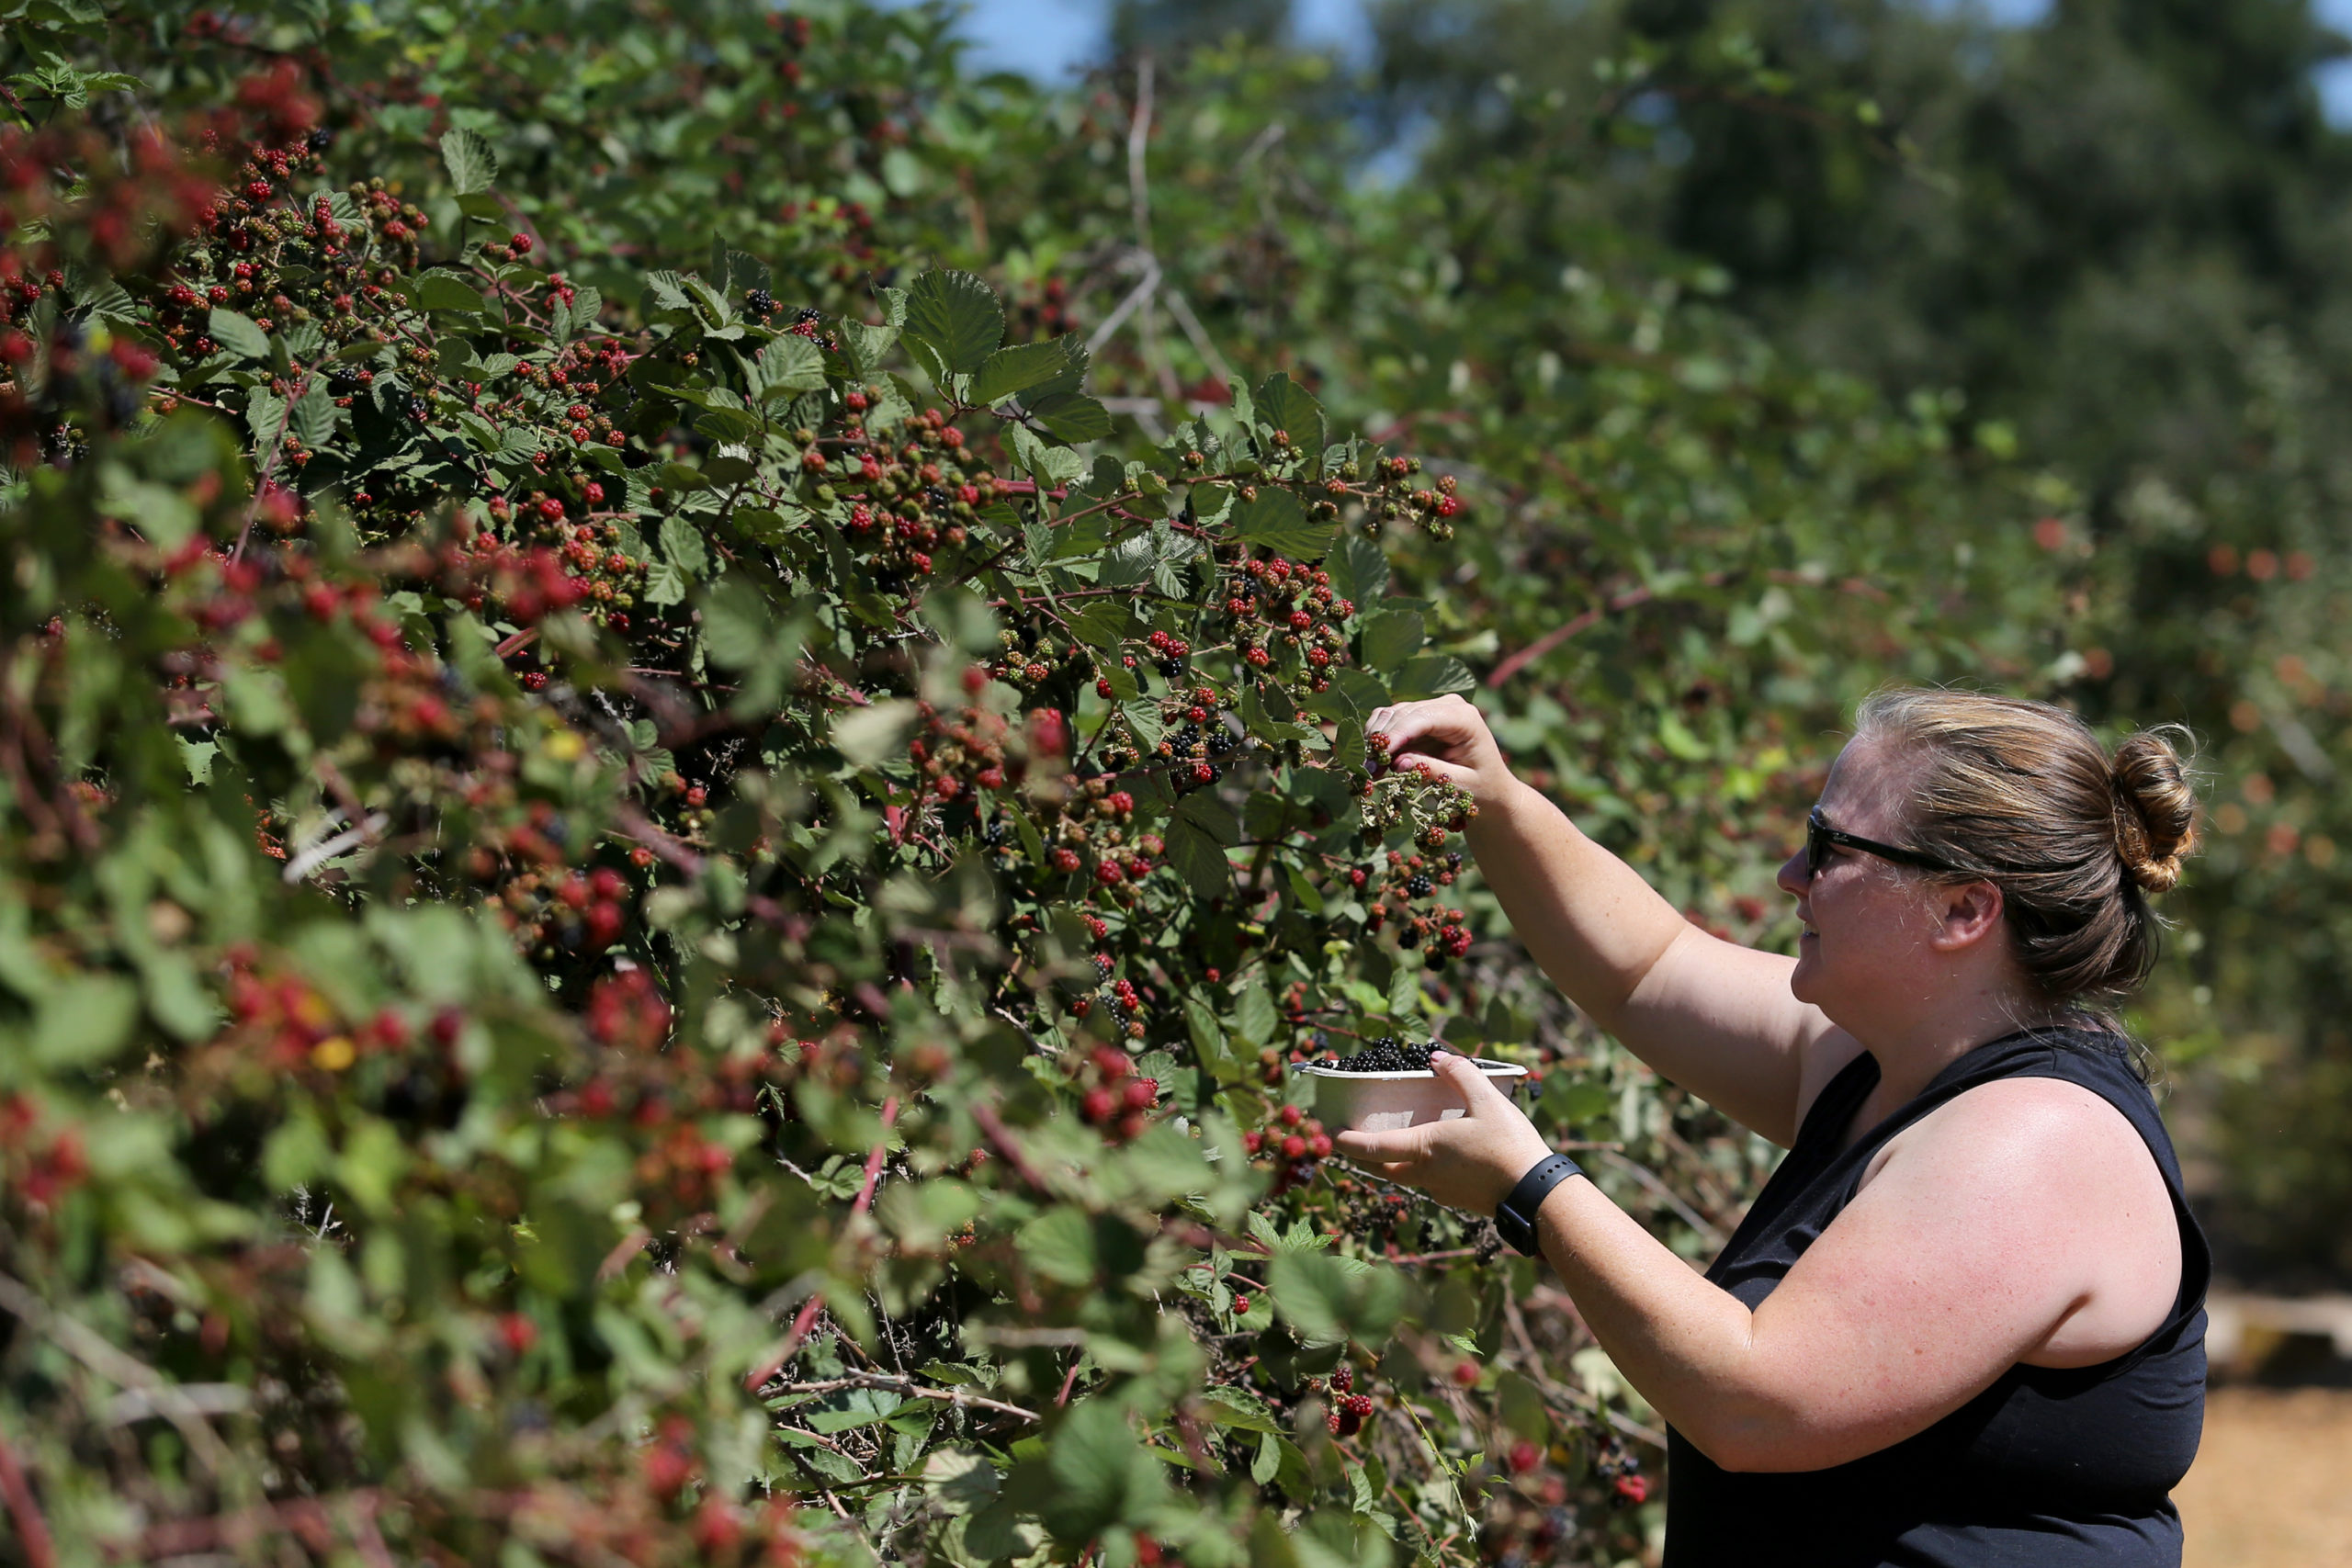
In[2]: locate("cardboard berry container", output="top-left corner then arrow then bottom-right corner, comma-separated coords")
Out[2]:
1295,1058 -> 1530,1134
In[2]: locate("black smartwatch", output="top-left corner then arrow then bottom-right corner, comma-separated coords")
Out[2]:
1494,1152 -> 1584,1257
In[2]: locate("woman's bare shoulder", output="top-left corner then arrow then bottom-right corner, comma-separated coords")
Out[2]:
1858,1075 -> 2180,1364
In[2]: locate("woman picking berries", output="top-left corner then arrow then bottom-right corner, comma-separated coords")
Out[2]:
1343,690 -> 2206,1566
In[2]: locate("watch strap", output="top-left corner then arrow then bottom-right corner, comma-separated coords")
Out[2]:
1494,1152 -> 1584,1256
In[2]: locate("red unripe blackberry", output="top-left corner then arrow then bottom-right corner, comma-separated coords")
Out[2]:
1280,1104 -> 1303,1127
1122,1077 -> 1156,1111
511,232 -> 533,254
1507,1440 -> 1541,1474
536,498 -> 564,520
1080,1087 -> 1115,1123
498,1313 -> 537,1355
1231,1294 -> 1250,1314
684,785 -> 708,807
1281,1134 -> 1306,1160
590,867 -> 626,901
1307,1132 -> 1331,1158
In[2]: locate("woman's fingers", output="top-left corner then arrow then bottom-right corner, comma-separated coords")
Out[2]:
1429,1049 -> 1510,1111
1373,697 -> 1467,744
1333,1124 -> 1429,1164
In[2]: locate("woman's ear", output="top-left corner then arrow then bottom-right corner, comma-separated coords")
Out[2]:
1929,878 -> 2006,953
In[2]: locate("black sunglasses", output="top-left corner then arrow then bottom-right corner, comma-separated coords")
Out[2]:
1805,807 -> 1962,882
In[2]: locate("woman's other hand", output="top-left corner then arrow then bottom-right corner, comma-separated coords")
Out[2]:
1331,1050 -> 1555,1213
1364,694 -> 1521,810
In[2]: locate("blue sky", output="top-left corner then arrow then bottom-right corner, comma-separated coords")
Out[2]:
937,0 -> 2352,124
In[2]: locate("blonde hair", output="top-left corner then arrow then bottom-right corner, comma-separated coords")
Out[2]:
1853,690 -> 2200,1006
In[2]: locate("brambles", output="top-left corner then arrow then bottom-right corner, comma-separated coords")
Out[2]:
0,10 -> 1729,1568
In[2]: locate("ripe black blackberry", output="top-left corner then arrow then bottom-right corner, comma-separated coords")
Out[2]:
1407,874 -> 1432,898
1320,1038 -> 1436,1073
794,305 -> 823,325
1157,656 -> 1185,679
745,287 -> 776,317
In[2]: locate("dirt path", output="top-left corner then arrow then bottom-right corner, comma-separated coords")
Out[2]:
2177,1386 -> 2352,1566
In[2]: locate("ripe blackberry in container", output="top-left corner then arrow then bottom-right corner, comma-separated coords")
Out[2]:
1296,1040 -> 1529,1133
1320,1037 -> 1434,1074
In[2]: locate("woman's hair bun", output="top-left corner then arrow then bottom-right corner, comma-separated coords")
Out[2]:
2109,727 -> 2199,895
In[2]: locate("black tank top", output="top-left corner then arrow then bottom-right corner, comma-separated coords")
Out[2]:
1664,1027 -> 2210,1567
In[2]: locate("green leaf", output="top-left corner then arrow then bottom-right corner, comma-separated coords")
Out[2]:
1233,487 -> 1334,561
1329,535 -> 1390,605
1233,982 -> 1278,1046
207,307 -> 269,360
1175,792 -> 1240,846
839,315 -> 898,376
1041,1401 -> 1169,1542
1657,710 -> 1712,761
1201,1384 -> 1280,1434
1389,655 -> 1476,699
289,380 -> 336,448
1015,1207 -> 1099,1287
832,700 -> 920,768
970,340 -> 1071,407
901,268 -> 1003,384
1256,371 -> 1327,474
924,1448 -> 1002,1517
641,555 -> 688,606
1266,1250 -> 1408,1348
1164,819 -> 1232,899
758,335 -> 826,397
440,127 -> 499,195
660,515 -> 709,580
414,274 -> 488,314
32,974 -> 139,1066
1008,423 -> 1085,487
1028,390 -> 1114,444
700,576 -> 781,670
1357,609 -> 1424,673
243,388 -> 287,446
1183,995 -> 1241,1081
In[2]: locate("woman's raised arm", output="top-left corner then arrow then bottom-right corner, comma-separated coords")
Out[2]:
1369,694 -> 1833,1147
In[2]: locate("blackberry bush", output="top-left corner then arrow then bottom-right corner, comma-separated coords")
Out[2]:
0,6 -> 2097,1568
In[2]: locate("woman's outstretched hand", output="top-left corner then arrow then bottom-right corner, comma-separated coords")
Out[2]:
1332,1050 -> 1556,1214
1363,694 -> 1521,810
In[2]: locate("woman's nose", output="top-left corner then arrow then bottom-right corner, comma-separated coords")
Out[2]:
1774,847 -> 1809,898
